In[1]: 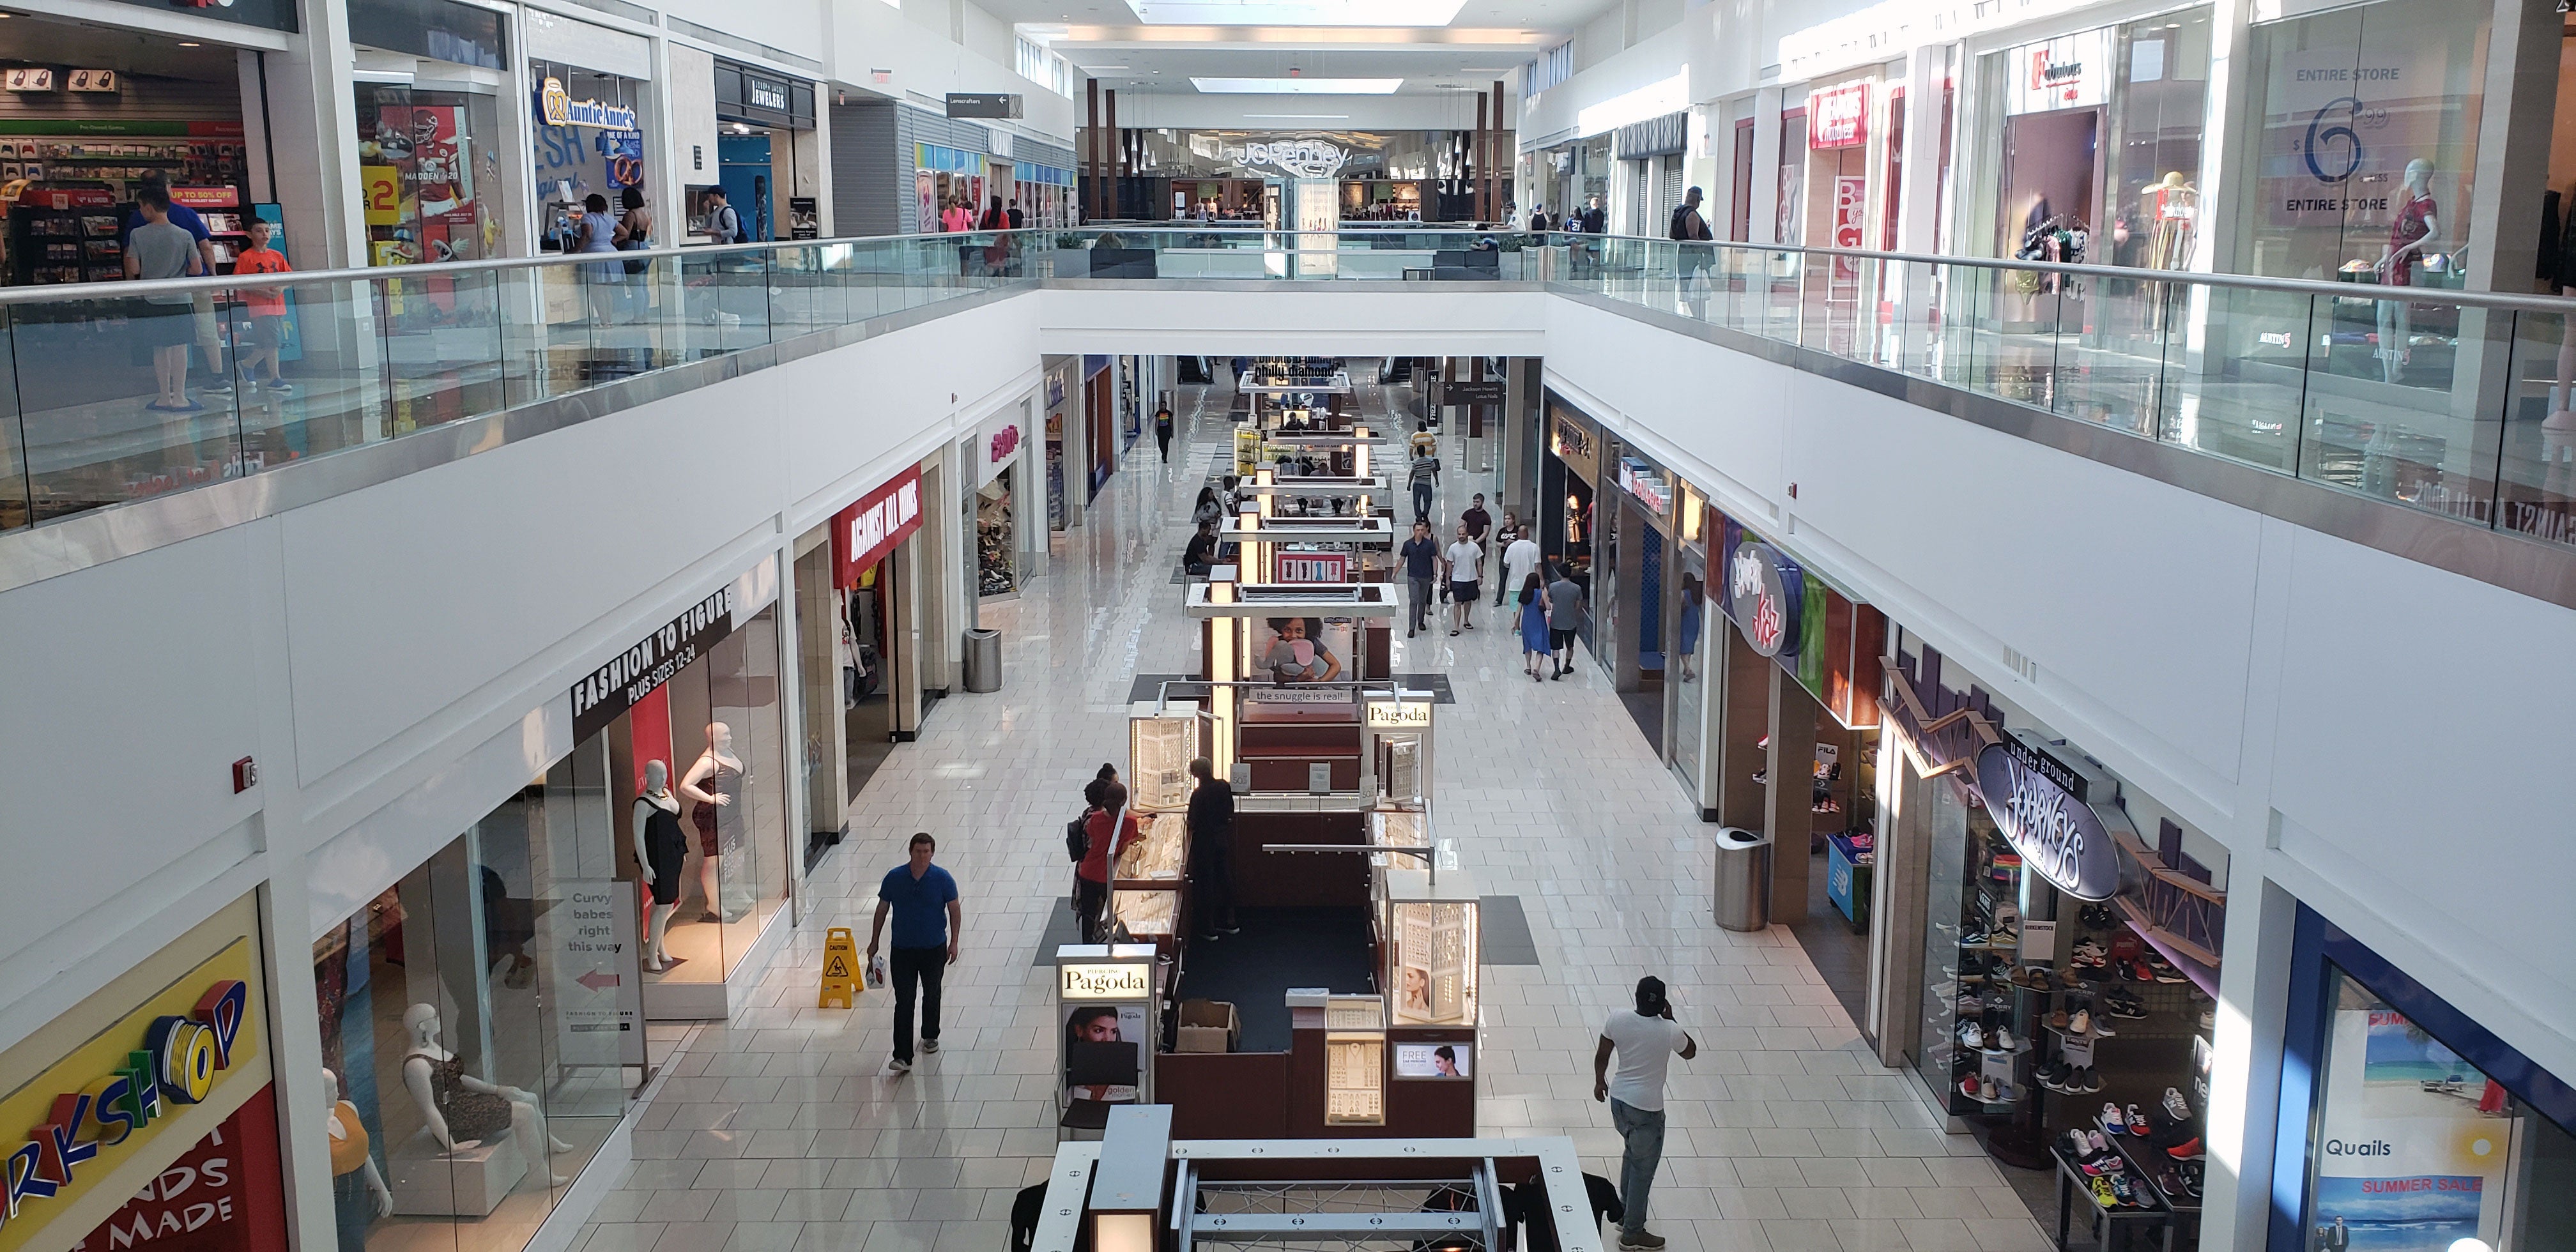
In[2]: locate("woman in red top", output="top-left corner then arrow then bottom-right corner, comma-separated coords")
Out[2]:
1077,781 -> 1139,942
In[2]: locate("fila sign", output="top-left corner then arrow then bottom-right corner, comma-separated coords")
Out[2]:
1724,540 -> 1804,659
834,467 -> 925,588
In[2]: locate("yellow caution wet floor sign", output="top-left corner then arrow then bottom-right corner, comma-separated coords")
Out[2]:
819,927 -> 861,1009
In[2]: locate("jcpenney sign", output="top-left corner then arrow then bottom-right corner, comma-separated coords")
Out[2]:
1973,732 -> 2124,900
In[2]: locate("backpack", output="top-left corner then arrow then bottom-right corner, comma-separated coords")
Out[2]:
714,204 -> 740,243
1066,809 -> 1092,862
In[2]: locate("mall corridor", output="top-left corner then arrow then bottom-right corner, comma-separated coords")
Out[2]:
564,386 -> 2048,1252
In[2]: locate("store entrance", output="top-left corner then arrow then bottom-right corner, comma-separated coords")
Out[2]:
717,132 -> 772,242
0,19 -> 256,287
1995,108 -> 2099,333
844,560 -> 900,797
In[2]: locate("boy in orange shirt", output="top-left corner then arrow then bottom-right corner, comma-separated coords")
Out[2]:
231,219 -> 295,395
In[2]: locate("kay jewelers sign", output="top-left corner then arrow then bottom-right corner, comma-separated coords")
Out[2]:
1973,735 -> 2124,900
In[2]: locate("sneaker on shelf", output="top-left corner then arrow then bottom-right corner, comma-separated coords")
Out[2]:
2089,1175 -> 2120,1208
2158,1168 -> 2186,1198
2179,1161 -> 2205,1198
2126,1104 -> 2150,1136
1958,1021 -> 1986,1051
2166,1136 -> 2205,1160
2069,1009 -> 2092,1036
2107,1171 -> 2135,1205
2073,939 -> 2109,961
2127,958 -> 2158,982
1960,1076 -> 1981,1101
2081,1067 -> 2106,1094
2100,1103 -> 2128,1134
2091,1014 -> 2118,1037
2163,1087 -> 2193,1122
1961,929 -> 1989,947
2038,1062 -> 2073,1093
1990,1026 -> 2015,1051
2050,1009 -> 2071,1030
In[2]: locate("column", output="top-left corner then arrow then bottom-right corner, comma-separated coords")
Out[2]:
1763,665 -> 1820,923
2197,878 -> 2304,1252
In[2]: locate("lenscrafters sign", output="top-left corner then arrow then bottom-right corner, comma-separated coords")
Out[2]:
1972,729 -> 2127,900
570,585 -> 737,740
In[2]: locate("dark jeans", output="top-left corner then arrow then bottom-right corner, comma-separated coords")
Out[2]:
889,943 -> 946,1062
1191,842 -> 1233,934
1075,876 -> 1108,943
1157,431 -> 1172,461
1411,480 -> 1433,522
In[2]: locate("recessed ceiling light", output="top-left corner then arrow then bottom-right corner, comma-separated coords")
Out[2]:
1192,77 -> 1403,93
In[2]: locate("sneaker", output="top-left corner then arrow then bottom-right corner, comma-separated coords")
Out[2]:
1961,1076 -> 1982,1100
887,1057 -> 912,1074
2162,1087 -> 2192,1122
2126,1104 -> 2150,1135
1958,1021 -> 1985,1051
923,1038 -> 941,1053
2089,1175 -> 2120,1209
2159,1169 -> 2187,1199
2069,1009 -> 2092,1036
2101,1103 -> 2128,1134
2165,1136 -> 2204,1160
2107,1171 -> 2135,1205
2090,1012 -> 2117,1037
1990,1026 -> 2014,1051
268,380 -> 297,396
2080,1067 -> 2104,1094
1617,1231 -> 1666,1250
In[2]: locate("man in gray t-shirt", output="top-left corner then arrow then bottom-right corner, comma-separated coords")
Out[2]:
1544,567 -> 1584,680
125,192 -> 204,411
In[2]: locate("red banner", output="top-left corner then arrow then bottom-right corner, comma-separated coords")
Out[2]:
71,1087 -> 286,1252
832,466 -> 925,588
1808,80 -> 1869,149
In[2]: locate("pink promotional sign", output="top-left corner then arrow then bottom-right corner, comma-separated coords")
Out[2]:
1808,80 -> 1869,149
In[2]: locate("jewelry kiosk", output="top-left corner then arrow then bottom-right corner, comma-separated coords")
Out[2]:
1054,943 -> 1162,1136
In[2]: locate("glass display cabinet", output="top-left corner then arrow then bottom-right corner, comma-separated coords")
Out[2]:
1323,994 -> 1386,1126
1383,869 -> 1479,1028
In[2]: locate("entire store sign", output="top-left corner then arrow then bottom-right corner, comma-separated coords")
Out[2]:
1725,539 -> 1804,658
1973,733 -> 2123,900
569,585 -> 737,741
1059,964 -> 1151,998
0,944 -> 258,1251
1808,80 -> 1869,149
534,77 -> 639,130
833,466 -> 925,588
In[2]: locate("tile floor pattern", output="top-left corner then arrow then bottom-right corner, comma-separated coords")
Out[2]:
570,367 -> 2052,1252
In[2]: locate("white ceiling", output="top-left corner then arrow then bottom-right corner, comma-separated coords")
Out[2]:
990,0 -> 1613,101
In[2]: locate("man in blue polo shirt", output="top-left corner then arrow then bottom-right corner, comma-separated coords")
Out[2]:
866,832 -> 961,1074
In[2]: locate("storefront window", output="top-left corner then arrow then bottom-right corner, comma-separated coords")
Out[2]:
2288,913 -> 2576,1251
531,64 -> 650,254
355,85 -> 502,265
311,747 -> 627,1252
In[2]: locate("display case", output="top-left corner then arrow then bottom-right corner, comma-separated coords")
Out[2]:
1128,701 -> 1210,813
1322,994 -> 1386,1126
1364,694 -> 1433,807
1110,889 -> 1177,938
1383,869 -> 1479,1028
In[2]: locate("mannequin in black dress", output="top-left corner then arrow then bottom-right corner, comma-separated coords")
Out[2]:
678,722 -> 748,922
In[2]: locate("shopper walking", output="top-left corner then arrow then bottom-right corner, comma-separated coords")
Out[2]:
1462,492 -> 1492,560
1498,524 -> 1541,613
1399,521 -> 1439,639
1443,523 -> 1483,636
1516,573 -> 1552,681
1155,406 -> 1175,462
1408,445 -> 1441,524
1077,781 -> 1139,943
1675,573 -> 1703,681
1546,563 -> 1586,679
1593,976 -> 1698,1251
1185,758 -> 1238,939
1670,187 -> 1715,317
866,832 -> 961,1074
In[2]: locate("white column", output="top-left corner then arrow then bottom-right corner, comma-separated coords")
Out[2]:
1750,86 -> 1784,245
2197,878 -> 2304,1252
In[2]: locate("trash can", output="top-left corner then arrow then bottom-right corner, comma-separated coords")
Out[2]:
963,628 -> 1002,693
1713,827 -> 1774,931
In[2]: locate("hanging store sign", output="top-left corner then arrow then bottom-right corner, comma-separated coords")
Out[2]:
534,77 -> 639,130
1442,380 -> 1505,407
1365,699 -> 1432,729
833,466 -> 926,588
2004,28 -> 2110,115
1974,731 -> 2125,900
1808,80 -> 1870,149
570,584 -> 737,741
1724,538 -> 1804,659
1616,457 -> 1672,520
1239,139 -> 1349,178
1548,408 -> 1599,484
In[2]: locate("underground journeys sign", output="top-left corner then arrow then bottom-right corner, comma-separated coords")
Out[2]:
570,586 -> 736,741
1974,734 -> 2122,900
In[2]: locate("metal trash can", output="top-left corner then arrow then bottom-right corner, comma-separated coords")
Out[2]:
1713,827 -> 1774,931
963,628 -> 1002,693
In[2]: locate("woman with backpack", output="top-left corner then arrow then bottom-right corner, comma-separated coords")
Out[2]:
1074,777 -> 1138,942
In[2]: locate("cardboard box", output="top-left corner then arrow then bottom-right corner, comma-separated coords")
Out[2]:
1175,998 -> 1239,1053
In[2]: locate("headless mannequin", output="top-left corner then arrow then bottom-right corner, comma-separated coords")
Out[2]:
632,760 -> 682,971
678,722 -> 744,922
323,1068 -> 393,1220
399,1003 -> 572,1184
2376,159 -> 2439,385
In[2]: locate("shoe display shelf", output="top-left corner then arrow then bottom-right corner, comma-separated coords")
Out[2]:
2048,1137 -> 2175,1252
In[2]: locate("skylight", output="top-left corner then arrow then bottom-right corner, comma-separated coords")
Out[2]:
1128,0 -> 1468,26
1192,77 -> 1404,93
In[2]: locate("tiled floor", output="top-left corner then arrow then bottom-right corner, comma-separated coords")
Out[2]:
568,364 -> 2051,1252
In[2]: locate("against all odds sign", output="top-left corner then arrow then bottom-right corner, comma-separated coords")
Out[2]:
833,468 -> 925,589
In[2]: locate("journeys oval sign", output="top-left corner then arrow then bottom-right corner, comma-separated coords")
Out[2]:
1974,737 -> 2122,900
1726,540 -> 1803,659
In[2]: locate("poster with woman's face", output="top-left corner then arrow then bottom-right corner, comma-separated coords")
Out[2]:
1062,1002 -> 1148,1103
1393,1042 -> 1470,1078
1250,616 -> 1351,684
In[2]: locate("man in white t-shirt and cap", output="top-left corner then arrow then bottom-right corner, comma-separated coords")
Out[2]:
1593,975 -> 1697,1250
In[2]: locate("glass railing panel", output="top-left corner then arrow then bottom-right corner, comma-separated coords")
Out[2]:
2296,294 -> 2508,526
13,286 -> 246,521
2158,284 -> 2308,474
378,266 -> 507,436
244,277 -> 389,472
0,309 -> 24,531
2498,309 -> 2576,547
768,243 -> 834,339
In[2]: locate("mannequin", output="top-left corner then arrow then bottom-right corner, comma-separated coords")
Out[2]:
632,760 -> 684,971
399,1004 -> 572,1184
678,722 -> 746,923
2376,158 -> 2439,384
323,1068 -> 392,1251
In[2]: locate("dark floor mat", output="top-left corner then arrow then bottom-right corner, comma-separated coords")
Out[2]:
1175,906 -> 1376,1052
1030,894 -> 1083,966
1782,849 -> 1869,1029
1479,896 -> 1541,966
1128,673 -> 1209,704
